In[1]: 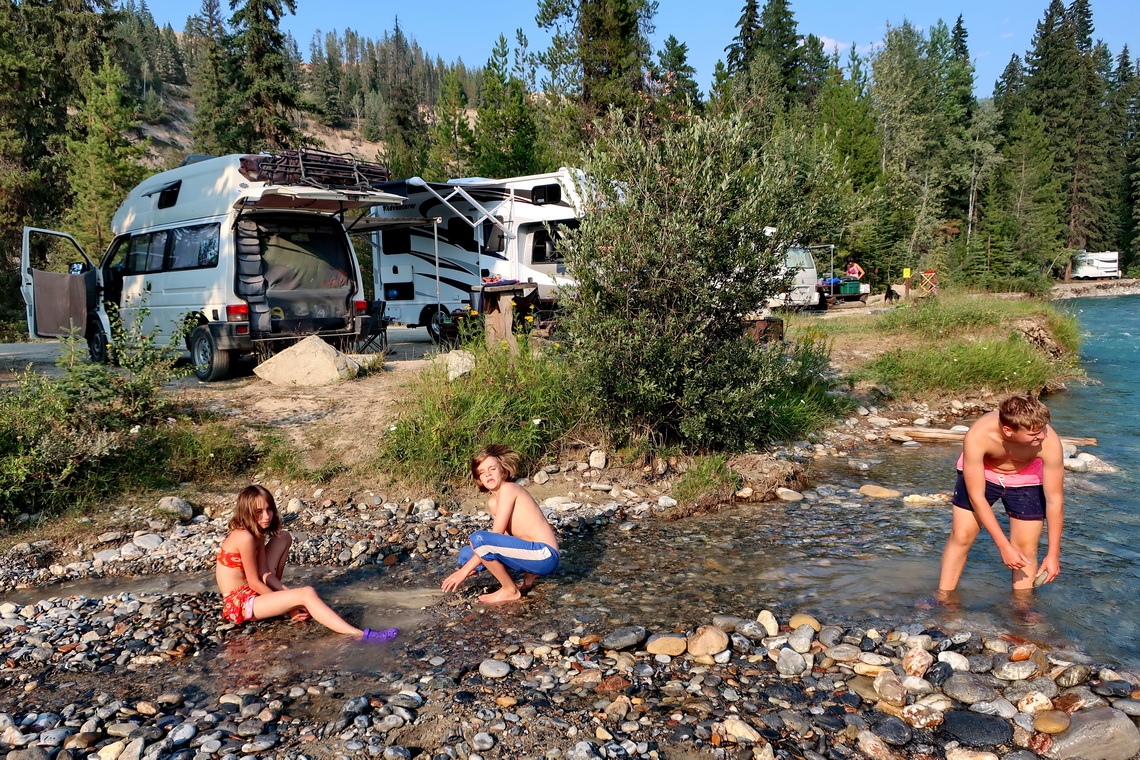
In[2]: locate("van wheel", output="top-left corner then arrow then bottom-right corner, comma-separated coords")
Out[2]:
190,326 -> 232,381
424,307 -> 451,345
87,320 -> 114,365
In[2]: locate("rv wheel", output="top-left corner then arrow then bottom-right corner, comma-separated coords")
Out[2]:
190,326 -> 232,382
425,307 -> 451,345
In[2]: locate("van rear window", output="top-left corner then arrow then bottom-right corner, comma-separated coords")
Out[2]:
260,221 -> 352,291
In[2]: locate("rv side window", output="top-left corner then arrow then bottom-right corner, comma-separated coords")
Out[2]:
526,220 -> 578,264
126,231 -> 168,274
784,247 -> 814,271
382,228 -> 411,253
447,217 -> 477,252
168,224 -> 220,270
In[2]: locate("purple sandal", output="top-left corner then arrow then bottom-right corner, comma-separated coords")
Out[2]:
362,627 -> 399,643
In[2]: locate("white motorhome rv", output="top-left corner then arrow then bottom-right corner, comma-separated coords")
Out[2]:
21,150 -> 403,380
1071,250 -> 1121,279
358,168 -> 581,341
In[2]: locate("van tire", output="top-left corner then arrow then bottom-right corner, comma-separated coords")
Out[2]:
87,320 -> 113,365
190,327 -> 232,382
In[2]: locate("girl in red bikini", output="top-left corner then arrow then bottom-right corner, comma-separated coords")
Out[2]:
216,485 -> 396,643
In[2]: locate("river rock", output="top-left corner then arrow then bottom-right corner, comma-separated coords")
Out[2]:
589,450 -> 607,470
1113,699 -> 1140,717
1046,707 -> 1140,760
1034,711 -> 1071,734
1056,664 -> 1092,688
859,485 -> 902,499
788,613 -> 820,631
903,703 -> 944,728
646,634 -> 687,656
133,533 -> 163,551
940,711 -> 1014,747
788,624 -> 815,653
157,496 -> 195,522
478,659 -> 511,679
1017,691 -> 1055,714
756,610 -> 779,636
687,625 -> 729,656
736,621 -> 769,641
254,335 -> 360,386
946,749 -> 999,760
828,644 -> 861,662
874,670 -> 907,707
857,729 -> 902,760
720,717 -> 761,743
776,488 -> 804,501
904,646 -> 934,677
993,660 -> 1039,681
776,648 -> 807,676
602,626 -> 647,650
939,651 -> 971,671
872,715 -> 913,745
943,673 -> 999,705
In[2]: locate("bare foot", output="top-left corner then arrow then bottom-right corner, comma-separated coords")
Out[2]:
478,587 -> 522,604
519,573 -> 538,592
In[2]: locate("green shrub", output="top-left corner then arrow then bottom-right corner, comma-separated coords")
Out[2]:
378,335 -> 590,488
560,110 -> 853,449
0,325 -> 249,518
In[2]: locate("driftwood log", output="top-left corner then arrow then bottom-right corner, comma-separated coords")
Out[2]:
888,426 -> 1097,447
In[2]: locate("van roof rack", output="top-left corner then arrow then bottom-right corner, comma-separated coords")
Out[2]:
244,148 -> 391,191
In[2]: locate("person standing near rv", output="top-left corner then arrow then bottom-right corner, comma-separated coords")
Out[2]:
937,395 -> 1064,596
845,259 -> 865,279
441,445 -> 560,603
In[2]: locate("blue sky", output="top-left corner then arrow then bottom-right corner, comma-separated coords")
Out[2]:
146,0 -> 1137,96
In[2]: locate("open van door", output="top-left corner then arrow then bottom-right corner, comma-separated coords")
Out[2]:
20,227 -> 98,338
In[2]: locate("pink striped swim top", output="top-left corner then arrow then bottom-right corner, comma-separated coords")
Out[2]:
955,453 -> 1044,487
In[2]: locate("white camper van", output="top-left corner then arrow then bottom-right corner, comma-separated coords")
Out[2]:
21,150 -> 403,380
1071,250 -> 1121,279
359,169 -> 581,341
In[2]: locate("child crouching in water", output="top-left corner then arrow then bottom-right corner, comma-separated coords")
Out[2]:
216,485 -> 396,643
442,445 -> 560,603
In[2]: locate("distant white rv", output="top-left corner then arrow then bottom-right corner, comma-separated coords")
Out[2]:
360,168 -> 581,341
1071,250 -> 1121,280
21,150 -> 403,380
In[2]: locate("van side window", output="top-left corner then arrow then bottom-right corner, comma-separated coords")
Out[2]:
127,231 -> 168,274
169,224 -> 220,270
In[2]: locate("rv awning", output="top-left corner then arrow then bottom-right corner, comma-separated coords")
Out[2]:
346,216 -> 441,233
236,186 -> 406,213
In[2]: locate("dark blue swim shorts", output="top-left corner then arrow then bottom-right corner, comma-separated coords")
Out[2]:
951,470 -> 1046,521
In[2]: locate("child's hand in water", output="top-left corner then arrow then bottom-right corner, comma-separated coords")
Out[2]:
289,607 -> 311,622
441,569 -> 468,592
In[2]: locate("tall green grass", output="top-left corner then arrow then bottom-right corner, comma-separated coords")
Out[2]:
858,336 -> 1059,395
378,336 -> 591,488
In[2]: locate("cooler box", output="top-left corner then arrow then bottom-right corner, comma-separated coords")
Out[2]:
840,281 -> 861,295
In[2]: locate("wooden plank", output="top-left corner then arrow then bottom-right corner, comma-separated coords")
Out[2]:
888,426 -> 1097,447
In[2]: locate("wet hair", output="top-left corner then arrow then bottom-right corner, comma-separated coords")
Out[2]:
470,444 -> 521,492
998,394 -> 1050,432
230,484 -> 281,540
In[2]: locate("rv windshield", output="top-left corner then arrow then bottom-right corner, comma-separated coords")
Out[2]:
524,220 -> 579,264
259,218 -> 352,290
784,246 -> 815,270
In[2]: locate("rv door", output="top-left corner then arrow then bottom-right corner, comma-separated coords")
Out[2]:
20,227 -> 98,338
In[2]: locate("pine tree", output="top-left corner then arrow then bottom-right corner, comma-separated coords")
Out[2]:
755,0 -> 800,100
993,54 -> 1026,132
652,35 -> 701,109
188,0 -> 236,155
426,70 -> 474,181
796,34 -> 829,110
724,0 -> 760,75
380,81 -> 428,179
473,35 -> 540,178
62,49 -> 149,256
229,0 -> 306,149
815,50 -> 880,189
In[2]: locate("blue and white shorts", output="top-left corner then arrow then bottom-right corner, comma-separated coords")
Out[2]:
457,531 -> 560,576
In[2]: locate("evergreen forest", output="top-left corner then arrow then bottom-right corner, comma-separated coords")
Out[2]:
2,0 -> 1138,339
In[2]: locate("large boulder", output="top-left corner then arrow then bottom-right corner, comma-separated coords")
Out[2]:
254,336 -> 361,386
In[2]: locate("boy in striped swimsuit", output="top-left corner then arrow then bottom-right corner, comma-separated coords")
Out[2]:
938,395 -> 1065,595
442,444 -> 560,604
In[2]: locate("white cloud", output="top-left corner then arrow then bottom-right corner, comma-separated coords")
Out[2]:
818,36 -> 849,55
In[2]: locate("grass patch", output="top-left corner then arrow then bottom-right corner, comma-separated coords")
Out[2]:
254,431 -> 348,484
668,454 -> 742,518
858,336 -> 1059,395
377,335 -> 591,489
